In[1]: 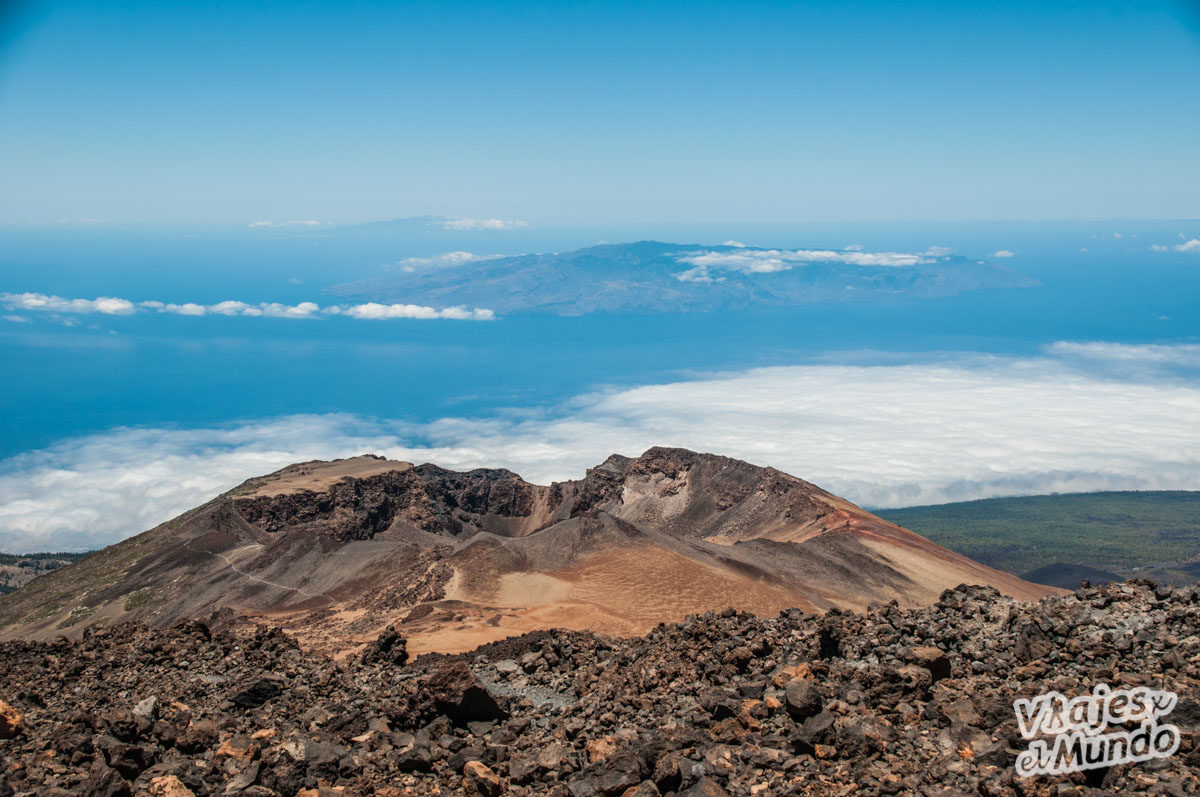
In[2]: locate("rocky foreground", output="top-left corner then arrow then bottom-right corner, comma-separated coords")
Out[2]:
1,581 -> 1198,797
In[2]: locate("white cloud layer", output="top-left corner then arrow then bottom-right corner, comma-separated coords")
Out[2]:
675,247 -> 936,282
3,345 -> 1200,552
0,293 -> 494,322
1044,341 -> 1200,373
442,218 -> 530,231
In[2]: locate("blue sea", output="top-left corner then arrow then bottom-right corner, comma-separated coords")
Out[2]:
2,219 -> 1198,460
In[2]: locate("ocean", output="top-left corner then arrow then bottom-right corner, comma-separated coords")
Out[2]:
2,219 -> 1197,460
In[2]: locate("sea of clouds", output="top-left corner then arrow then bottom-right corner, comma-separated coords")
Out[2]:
1,342 -> 1199,552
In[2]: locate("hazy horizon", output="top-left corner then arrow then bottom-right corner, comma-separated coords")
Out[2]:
3,1 -> 1199,224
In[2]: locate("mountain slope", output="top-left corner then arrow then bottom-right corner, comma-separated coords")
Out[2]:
0,448 -> 1055,655
327,240 -> 1038,315
1020,562 -> 1124,589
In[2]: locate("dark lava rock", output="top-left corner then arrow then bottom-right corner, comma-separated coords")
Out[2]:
425,660 -> 509,725
905,645 -> 951,682
394,739 -> 433,772
97,738 -> 155,780
230,677 -> 282,709
359,623 -> 408,666
175,718 -> 218,754
1,580 -> 1198,795
783,677 -> 823,720
680,777 -> 730,796
101,710 -> 138,743
80,761 -> 131,797
792,710 -> 836,752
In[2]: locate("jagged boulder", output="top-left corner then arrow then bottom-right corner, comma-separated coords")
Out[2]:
359,624 -> 408,666
0,698 -> 23,739
424,661 -> 508,725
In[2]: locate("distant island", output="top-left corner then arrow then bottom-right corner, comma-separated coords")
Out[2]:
327,240 -> 1038,315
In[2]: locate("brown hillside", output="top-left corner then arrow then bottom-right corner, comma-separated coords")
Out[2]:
0,449 -> 1057,656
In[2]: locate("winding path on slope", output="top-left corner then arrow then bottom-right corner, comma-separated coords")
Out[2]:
183,539 -> 329,601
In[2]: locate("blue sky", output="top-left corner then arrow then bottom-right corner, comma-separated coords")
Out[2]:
2,0 -> 1199,225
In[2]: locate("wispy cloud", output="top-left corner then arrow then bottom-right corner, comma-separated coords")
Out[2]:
391,251 -> 500,272
0,293 -> 137,315
1148,239 -> 1200,253
0,293 -> 495,322
246,220 -> 327,228
992,250 -> 1015,258
331,303 -> 495,321
675,246 -> 936,282
442,218 -> 530,231
1045,340 -> 1200,368
3,344 -> 1199,552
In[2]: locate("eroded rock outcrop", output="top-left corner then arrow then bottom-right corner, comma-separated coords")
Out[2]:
0,449 -> 1059,655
